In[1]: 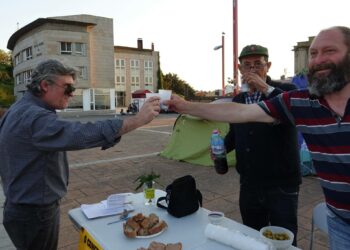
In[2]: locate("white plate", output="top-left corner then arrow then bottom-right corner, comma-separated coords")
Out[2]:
136,226 -> 167,239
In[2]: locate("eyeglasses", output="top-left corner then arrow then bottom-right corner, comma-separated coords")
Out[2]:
53,83 -> 76,95
241,62 -> 267,71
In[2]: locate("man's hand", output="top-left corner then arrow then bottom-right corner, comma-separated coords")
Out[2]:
163,94 -> 189,113
118,96 -> 160,136
136,96 -> 161,125
241,72 -> 270,94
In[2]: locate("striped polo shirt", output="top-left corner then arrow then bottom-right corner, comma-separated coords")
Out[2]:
258,89 -> 350,224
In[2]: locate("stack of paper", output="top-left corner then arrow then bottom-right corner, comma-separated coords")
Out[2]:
81,193 -> 134,219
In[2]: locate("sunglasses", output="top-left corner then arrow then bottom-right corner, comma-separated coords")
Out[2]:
53,83 -> 76,95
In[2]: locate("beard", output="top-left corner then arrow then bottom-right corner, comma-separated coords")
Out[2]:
307,54 -> 350,97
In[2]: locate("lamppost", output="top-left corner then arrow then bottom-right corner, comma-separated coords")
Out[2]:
214,32 -> 225,96
233,0 -> 238,85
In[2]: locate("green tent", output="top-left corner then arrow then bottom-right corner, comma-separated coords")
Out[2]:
160,114 -> 236,167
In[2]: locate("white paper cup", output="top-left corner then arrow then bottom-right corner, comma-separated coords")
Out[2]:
158,89 -> 172,100
208,211 -> 224,225
158,89 -> 172,110
240,83 -> 249,92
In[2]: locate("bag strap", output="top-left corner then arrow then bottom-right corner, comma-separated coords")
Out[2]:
156,196 -> 168,209
197,190 -> 203,207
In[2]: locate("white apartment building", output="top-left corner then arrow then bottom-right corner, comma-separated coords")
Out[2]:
7,14 -> 160,111
114,39 -> 159,107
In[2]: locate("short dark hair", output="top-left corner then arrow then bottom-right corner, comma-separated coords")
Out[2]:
27,59 -> 76,96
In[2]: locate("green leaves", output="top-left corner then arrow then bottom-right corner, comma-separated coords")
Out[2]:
0,49 -> 15,108
134,171 -> 161,191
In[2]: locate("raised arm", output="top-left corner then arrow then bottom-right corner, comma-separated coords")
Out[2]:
117,96 -> 161,136
165,94 -> 275,123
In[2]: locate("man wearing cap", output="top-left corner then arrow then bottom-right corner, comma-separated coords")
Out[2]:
223,44 -> 301,245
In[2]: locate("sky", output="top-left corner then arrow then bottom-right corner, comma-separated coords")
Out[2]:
1,0 -> 349,91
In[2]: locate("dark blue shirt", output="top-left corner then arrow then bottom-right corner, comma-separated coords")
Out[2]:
0,92 -> 123,205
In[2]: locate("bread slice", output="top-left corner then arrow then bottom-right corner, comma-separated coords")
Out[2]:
138,241 -> 182,250
166,243 -> 182,250
132,213 -> 145,222
123,223 -> 137,238
126,218 -> 140,231
148,241 -> 166,250
141,217 -> 151,229
148,213 -> 159,227
149,220 -> 168,235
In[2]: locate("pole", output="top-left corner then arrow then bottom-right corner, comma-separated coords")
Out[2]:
233,0 -> 238,85
222,32 -> 225,96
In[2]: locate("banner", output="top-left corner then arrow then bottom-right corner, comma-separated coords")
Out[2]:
78,227 -> 103,250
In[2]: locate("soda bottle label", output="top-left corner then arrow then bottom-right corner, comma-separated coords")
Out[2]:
211,145 -> 225,155
211,130 -> 228,174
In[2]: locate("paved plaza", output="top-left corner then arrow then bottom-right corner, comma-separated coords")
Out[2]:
0,114 -> 328,250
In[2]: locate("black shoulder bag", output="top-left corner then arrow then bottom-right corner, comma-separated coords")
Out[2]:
156,175 -> 202,218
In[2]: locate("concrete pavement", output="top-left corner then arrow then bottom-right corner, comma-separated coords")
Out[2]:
0,114 -> 328,250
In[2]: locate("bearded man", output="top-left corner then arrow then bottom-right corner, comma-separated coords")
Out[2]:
165,26 -> 350,250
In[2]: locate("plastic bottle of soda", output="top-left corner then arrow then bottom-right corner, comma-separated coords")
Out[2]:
210,129 -> 228,174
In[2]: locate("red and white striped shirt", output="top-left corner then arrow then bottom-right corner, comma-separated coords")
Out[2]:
259,89 -> 350,224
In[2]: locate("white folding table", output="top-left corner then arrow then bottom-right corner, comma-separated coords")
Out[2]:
69,190 -> 300,250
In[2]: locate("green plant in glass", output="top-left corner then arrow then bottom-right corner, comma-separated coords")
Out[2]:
134,171 -> 160,205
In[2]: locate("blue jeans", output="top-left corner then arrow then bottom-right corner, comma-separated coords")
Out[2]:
239,185 -> 299,246
327,209 -> 350,250
3,200 -> 60,250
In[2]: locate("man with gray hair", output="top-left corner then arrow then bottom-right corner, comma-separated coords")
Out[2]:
166,26 -> 350,249
0,59 -> 161,250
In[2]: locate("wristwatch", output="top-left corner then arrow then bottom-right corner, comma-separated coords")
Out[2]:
266,85 -> 275,96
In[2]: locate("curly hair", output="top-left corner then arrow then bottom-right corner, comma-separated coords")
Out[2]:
26,59 -> 76,96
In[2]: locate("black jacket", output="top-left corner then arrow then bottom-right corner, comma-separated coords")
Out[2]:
225,77 -> 301,188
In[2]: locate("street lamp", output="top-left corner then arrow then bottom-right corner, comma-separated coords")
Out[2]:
233,0 -> 238,85
214,32 -> 225,96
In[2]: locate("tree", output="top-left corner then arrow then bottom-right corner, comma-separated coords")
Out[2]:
0,49 -> 15,107
162,73 -> 195,100
157,55 -> 163,90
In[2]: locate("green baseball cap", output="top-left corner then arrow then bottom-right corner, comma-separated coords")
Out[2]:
239,44 -> 269,60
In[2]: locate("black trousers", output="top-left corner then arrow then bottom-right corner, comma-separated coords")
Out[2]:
239,185 -> 299,246
3,200 -> 60,250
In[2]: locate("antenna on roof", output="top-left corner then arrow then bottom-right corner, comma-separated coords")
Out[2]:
16,22 -> 19,30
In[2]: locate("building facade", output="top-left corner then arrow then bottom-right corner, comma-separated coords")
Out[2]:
293,36 -> 314,75
7,14 -> 160,111
114,39 -> 159,107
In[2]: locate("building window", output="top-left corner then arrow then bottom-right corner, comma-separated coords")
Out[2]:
67,89 -> 83,109
116,91 -> 125,107
60,42 -> 72,55
144,60 -> 153,88
23,70 -> 32,84
14,53 -> 22,66
77,66 -> 88,80
115,59 -> 126,90
24,47 -> 32,60
130,59 -> 140,91
15,73 -> 23,85
74,43 -> 85,55
94,88 -> 111,110
116,59 -> 125,68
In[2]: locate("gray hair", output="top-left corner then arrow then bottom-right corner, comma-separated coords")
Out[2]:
27,59 -> 76,96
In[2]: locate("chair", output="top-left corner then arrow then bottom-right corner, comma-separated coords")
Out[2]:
310,202 -> 328,250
